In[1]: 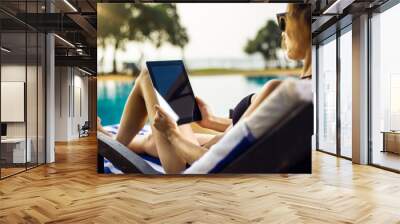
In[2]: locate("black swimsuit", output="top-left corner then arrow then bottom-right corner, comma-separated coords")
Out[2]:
229,93 -> 255,125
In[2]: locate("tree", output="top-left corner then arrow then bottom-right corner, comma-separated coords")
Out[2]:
98,4 -> 131,74
127,4 -> 189,65
97,4 -> 189,74
244,20 -> 282,68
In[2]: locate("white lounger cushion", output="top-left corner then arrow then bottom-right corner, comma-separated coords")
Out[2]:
246,79 -> 312,138
184,79 -> 312,174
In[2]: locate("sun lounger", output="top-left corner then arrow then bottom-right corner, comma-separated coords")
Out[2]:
97,79 -> 313,174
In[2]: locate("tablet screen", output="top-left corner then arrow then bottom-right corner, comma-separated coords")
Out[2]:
147,60 -> 202,125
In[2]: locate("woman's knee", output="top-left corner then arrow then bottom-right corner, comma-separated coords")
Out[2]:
136,68 -> 152,87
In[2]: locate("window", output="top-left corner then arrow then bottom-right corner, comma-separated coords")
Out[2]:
317,36 -> 337,154
0,1 -> 47,179
370,2 -> 400,171
339,29 -> 352,158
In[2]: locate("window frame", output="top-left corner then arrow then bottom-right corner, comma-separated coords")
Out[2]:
0,1 -> 48,180
314,19 -> 353,160
367,0 -> 400,173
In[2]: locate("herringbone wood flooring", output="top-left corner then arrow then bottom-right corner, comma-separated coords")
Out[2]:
0,135 -> 400,224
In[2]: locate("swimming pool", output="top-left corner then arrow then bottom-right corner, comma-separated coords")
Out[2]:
97,74 -> 281,126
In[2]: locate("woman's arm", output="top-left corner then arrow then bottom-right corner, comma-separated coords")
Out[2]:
195,97 -> 232,132
201,115 -> 232,132
198,79 -> 283,149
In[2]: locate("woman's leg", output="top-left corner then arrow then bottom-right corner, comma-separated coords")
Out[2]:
127,134 -> 157,157
126,69 -> 200,173
115,75 -> 148,146
195,133 -> 215,146
127,132 -> 215,158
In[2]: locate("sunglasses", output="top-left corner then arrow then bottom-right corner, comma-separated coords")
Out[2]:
276,12 -> 287,32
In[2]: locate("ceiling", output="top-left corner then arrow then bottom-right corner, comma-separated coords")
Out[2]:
0,0 -> 97,74
311,0 -> 391,43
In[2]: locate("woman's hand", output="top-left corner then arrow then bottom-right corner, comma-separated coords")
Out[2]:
153,105 -> 179,139
195,96 -> 215,128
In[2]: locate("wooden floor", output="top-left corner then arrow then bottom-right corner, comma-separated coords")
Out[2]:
1,136 -> 400,223
1,167 -> 26,178
1,163 -> 43,178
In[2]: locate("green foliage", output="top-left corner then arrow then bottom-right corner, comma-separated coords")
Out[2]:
97,3 -> 189,73
127,4 -> 188,49
244,20 -> 282,66
98,4 -> 130,45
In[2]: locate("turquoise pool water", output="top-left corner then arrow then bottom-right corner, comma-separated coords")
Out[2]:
97,75 -> 281,126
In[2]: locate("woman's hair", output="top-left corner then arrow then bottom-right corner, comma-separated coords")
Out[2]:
284,3 -> 312,74
288,4 -> 311,27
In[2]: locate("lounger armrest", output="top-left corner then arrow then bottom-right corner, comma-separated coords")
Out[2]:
97,132 -> 160,174
222,102 -> 313,173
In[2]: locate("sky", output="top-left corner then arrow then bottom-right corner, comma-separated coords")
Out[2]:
98,3 -> 287,72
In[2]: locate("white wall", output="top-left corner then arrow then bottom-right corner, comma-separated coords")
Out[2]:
1,65 -> 27,138
54,67 -> 89,141
1,63 -> 46,164
55,67 -> 69,141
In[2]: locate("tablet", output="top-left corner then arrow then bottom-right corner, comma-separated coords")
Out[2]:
146,60 -> 202,125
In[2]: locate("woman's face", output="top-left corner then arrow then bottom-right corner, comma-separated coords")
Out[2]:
282,6 -> 311,60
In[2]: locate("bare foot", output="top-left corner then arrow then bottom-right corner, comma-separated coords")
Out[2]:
97,117 -> 114,138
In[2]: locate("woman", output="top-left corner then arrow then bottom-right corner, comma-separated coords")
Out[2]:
98,4 -> 312,174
